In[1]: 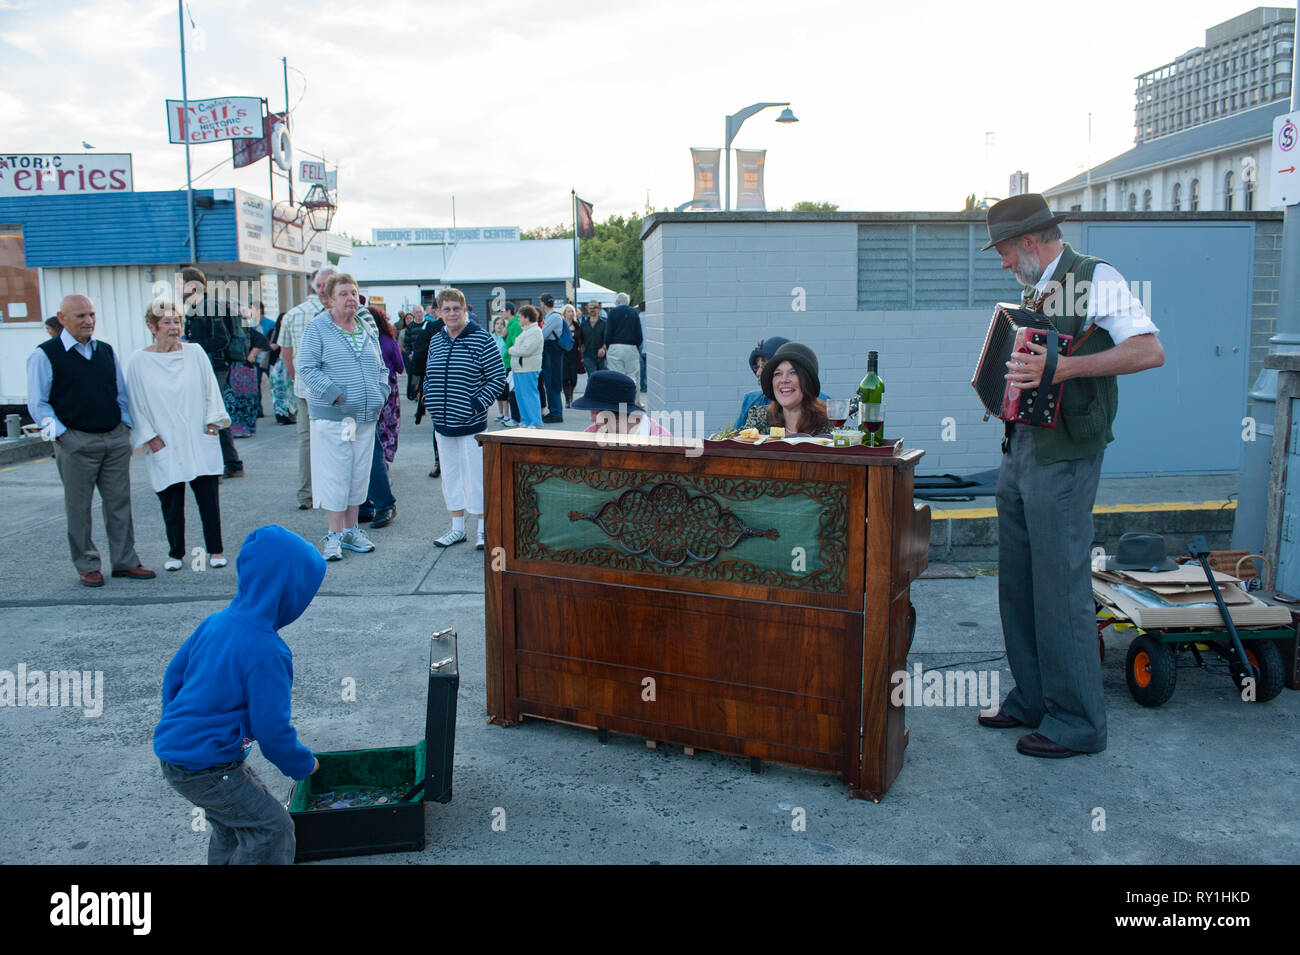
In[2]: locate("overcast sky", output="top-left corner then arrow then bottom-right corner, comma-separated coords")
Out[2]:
1,0 -> 1281,236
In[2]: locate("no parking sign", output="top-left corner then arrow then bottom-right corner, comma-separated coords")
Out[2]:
1272,110 -> 1300,206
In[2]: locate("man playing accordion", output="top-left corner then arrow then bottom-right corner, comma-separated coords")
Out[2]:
977,194 -> 1164,758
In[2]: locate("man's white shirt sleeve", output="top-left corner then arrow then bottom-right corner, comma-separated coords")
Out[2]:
1087,263 -> 1159,345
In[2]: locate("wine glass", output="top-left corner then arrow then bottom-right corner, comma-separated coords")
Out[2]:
826,398 -> 850,429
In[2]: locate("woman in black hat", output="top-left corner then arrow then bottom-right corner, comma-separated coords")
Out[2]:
744,341 -> 830,437
576,371 -> 669,437
734,336 -> 789,429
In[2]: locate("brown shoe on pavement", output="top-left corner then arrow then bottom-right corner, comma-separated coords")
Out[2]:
111,565 -> 157,580
977,709 -> 1023,729
1016,732 -> 1082,758
79,570 -> 105,587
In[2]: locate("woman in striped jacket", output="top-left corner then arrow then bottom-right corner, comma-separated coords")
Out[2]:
422,288 -> 507,550
297,273 -> 390,561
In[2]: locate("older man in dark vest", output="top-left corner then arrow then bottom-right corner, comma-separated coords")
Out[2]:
26,294 -> 154,587
977,195 -> 1163,758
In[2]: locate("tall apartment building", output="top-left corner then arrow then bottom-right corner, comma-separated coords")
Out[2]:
1045,6 -> 1295,213
1135,6 -> 1294,143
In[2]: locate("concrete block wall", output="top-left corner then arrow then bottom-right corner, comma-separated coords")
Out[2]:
642,210 -> 1283,477
1251,218 -> 1282,386
644,218 -> 1005,473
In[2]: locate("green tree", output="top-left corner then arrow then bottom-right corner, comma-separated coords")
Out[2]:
522,211 -> 646,303
790,200 -> 840,211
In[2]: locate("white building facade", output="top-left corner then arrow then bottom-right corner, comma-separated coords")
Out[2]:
1046,7 -> 1295,213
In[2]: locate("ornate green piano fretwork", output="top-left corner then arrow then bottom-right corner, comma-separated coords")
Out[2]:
568,482 -> 779,567
515,464 -> 847,592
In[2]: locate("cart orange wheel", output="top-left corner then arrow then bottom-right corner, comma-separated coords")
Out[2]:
1132,650 -> 1152,688
1125,635 -> 1177,707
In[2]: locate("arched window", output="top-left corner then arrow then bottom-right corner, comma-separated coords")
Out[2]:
1224,170 -> 1235,211
1172,182 -> 1182,211
1191,178 -> 1200,211
1128,192 -> 1137,211
1244,164 -> 1256,211
1142,189 -> 1152,210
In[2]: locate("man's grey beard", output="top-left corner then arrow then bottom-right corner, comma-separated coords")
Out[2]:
1012,249 -> 1043,287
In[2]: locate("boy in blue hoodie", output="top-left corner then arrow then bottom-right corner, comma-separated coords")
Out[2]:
154,525 -> 326,864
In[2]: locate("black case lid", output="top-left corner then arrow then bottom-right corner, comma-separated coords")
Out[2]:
423,628 -> 459,804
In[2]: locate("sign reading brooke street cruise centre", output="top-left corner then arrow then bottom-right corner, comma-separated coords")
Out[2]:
166,96 -> 263,144
0,154 -> 133,196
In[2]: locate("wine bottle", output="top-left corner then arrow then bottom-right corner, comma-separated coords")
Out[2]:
858,351 -> 885,447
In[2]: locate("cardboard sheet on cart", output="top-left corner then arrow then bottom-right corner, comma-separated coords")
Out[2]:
1092,577 -> 1291,628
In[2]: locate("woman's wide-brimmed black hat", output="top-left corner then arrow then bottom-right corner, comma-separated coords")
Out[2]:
747,336 -> 790,374
572,370 -> 644,414
761,341 -> 821,402
981,193 -> 1068,251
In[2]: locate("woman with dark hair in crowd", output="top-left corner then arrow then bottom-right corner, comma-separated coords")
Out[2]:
224,309 -> 271,437
742,341 -> 831,437
561,303 -> 583,407
370,306 -> 405,465
268,311 -> 295,424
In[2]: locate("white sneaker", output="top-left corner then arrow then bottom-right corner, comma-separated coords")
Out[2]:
475,529 -> 485,550
322,532 -> 344,561
209,555 -> 228,568
341,525 -> 375,553
164,558 -> 183,572
434,527 -> 466,548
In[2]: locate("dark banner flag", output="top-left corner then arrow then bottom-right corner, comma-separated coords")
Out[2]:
735,148 -> 766,210
690,148 -> 720,211
575,195 -> 595,238
232,111 -> 284,169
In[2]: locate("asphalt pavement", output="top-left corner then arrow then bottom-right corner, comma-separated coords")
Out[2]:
0,387 -> 1295,865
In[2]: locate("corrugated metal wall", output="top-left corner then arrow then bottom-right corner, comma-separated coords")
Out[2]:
39,266 -> 158,356
0,191 -> 237,267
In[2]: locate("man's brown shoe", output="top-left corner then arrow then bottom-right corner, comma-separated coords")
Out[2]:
977,709 -> 1023,728
79,571 -> 104,587
111,565 -> 156,580
1016,732 -> 1081,758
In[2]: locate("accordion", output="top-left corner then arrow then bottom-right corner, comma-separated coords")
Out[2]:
971,303 -> 1073,428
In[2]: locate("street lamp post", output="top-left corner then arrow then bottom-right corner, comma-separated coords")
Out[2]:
723,102 -> 798,211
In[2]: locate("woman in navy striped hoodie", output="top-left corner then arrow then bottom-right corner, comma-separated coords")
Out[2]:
422,288 -> 507,550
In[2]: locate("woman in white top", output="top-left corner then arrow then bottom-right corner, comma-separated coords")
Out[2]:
507,304 -> 544,427
125,299 -> 230,571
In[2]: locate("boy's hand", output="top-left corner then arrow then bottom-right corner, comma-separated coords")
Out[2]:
311,757 -> 320,774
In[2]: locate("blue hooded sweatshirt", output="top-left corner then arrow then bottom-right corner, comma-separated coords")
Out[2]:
153,525 -> 326,779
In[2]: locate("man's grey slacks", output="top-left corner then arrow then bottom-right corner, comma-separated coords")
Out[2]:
54,423 -> 141,574
995,425 -> 1106,752
295,396 -> 312,507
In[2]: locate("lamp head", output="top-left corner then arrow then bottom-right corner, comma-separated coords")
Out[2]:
776,107 -> 798,123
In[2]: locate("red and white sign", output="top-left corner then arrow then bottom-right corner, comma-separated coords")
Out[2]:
166,96 -> 262,144
0,153 -> 133,196
299,160 -> 326,184
1271,110 -> 1300,207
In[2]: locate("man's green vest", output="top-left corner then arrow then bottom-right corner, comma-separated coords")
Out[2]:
1027,243 -> 1119,465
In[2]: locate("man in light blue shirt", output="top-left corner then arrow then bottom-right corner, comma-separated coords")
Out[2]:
27,294 -> 152,586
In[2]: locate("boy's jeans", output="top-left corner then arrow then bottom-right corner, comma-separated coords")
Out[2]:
161,759 -> 296,865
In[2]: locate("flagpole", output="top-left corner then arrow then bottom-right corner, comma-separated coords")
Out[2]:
571,189 -> 579,302
178,0 -> 196,263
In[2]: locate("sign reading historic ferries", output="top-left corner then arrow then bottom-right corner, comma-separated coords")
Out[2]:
166,96 -> 263,144
0,154 -> 133,196
1271,109 -> 1300,207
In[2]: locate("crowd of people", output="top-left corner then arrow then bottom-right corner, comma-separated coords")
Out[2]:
25,264 -> 667,581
